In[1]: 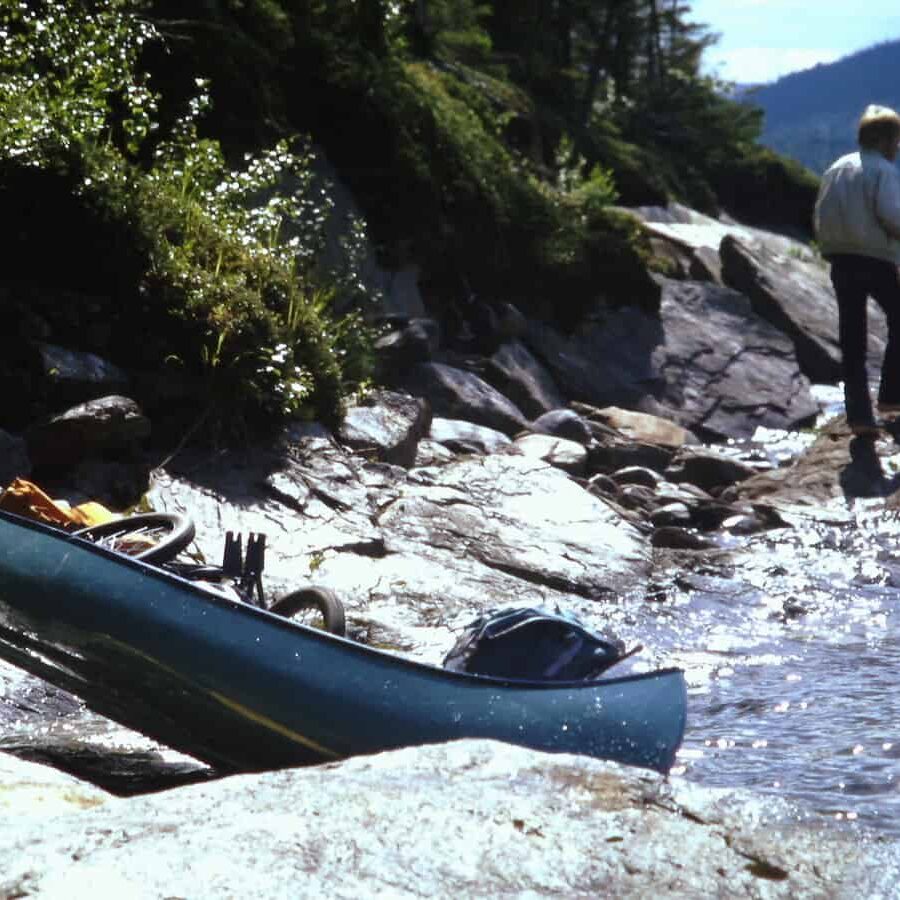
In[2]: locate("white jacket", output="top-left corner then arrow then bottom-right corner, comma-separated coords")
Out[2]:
814,149 -> 900,264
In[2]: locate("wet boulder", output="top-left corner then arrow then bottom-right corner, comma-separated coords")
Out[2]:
689,498 -> 757,530
149,440 -> 651,656
374,317 -> 441,376
529,408 -> 593,445
653,279 -> 820,439
575,403 -> 697,448
525,279 -> 820,441
630,201 -> 804,283
414,439 -> 457,467
617,484 -> 657,514
690,245 -> 724,284
645,231 -> 695,279
513,433 -> 588,475
428,418 -> 511,455
625,205 -> 734,285
656,481 -> 714,505
481,340 -> 566,419
338,390 -> 431,468
650,501 -> 692,527
585,416 -> 678,477
720,511 -> 771,535
35,342 -> 130,408
611,466 -> 664,489
586,473 -> 621,501
524,313 -> 663,414
25,395 -> 151,468
648,481 -> 714,526
400,362 -> 529,436
369,452 -> 648,604
664,449 -> 758,494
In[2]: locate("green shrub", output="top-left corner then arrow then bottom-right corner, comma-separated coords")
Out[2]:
0,0 -> 157,160
0,0 -> 376,437
709,146 -> 819,238
362,61 -> 655,321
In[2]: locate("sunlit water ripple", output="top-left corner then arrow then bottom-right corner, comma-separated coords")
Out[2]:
605,386 -> 900,836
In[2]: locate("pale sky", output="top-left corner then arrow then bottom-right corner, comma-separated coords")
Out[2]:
689,0 -> 900,84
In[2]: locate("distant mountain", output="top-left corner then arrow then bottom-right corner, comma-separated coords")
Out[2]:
746,40 -> 900,174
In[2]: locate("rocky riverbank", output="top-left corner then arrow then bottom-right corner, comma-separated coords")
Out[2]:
4,204 -> 900,894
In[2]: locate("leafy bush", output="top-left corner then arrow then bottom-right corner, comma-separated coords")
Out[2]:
0,0 -> 157,162
708,146 -> 819,238
343,59 -> 654,322
429,0 -> 493,65
0,0 -> 376,437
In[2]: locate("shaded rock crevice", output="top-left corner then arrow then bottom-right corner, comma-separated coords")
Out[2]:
315,538 -> 388,559
474,554 -> 611,601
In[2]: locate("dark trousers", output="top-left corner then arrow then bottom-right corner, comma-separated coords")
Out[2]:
829,253 -> 900,425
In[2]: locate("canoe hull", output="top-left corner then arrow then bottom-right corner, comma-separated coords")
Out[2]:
0,510 -> 686,773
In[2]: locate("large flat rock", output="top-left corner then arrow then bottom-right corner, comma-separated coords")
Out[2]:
149,439 -> 650,661
720,235 -> 887,384
0,753 -> 108,821
1,741 -> 896,899
630,205 -> 888,387
654,279 -> 819,438
525,279 -> 819,441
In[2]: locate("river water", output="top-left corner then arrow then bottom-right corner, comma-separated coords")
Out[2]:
624,501 -> 900,837
610,385 -> 900,837
3,386 -> 900,838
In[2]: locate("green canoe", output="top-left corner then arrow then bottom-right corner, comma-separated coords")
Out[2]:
0,509 -> 687,773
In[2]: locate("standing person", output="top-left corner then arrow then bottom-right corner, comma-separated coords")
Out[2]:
814,104 -> 900,437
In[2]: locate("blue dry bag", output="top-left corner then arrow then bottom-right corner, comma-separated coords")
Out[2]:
442,607 -> 628,681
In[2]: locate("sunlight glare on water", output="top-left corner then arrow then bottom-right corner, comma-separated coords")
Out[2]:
658,510 -> 900,834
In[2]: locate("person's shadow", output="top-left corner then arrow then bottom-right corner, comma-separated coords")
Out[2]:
839,430 -> 900,498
